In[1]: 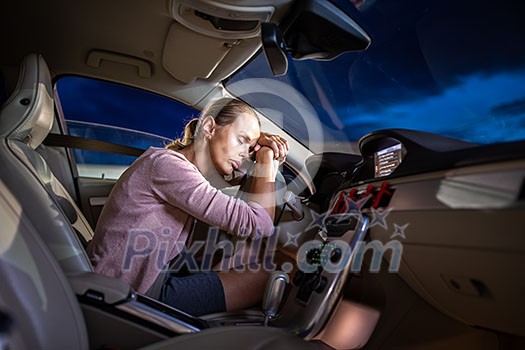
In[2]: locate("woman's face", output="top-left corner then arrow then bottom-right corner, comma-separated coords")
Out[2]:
208,112 -> 260,176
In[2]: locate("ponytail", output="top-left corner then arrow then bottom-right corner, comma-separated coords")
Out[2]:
165,118 -> 199,151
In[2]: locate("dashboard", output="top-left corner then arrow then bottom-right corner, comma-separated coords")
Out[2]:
336,128 -> 525,187
272,128 -> 525,341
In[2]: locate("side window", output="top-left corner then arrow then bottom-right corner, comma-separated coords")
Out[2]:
55,77 -> 198,179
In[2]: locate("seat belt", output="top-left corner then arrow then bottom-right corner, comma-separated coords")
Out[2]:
43,133 -> 145,157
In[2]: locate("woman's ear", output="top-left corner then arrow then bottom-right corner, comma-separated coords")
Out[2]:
200,115 -> 216,139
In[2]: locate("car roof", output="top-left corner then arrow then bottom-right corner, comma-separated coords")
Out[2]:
0,0 -> 294,108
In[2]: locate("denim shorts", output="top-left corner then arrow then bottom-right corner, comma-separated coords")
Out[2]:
159,271 -> 226,317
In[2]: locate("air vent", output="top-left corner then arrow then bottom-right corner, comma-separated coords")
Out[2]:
194,10 -> 259,31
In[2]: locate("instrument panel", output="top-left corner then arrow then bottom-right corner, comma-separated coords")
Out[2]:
374,143 -> 403,178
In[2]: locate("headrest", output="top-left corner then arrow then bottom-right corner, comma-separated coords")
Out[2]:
0,54 -> 54,149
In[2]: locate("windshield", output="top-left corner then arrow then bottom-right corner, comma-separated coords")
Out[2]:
226,0 -> 525,154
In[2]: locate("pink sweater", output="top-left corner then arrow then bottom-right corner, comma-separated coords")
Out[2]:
87,147 -> 274,293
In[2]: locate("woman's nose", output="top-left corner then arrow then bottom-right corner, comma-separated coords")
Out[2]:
239,144 -> 250,158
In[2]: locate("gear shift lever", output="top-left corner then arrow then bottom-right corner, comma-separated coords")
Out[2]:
262,271 -> 289,326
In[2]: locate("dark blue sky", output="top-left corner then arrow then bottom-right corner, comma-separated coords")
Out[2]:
230,0 -> 525,145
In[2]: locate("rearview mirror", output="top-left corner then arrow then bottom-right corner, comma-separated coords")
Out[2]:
261,0 -> 371,76
261,23 -> 288,77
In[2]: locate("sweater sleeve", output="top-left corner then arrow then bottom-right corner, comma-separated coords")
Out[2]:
149,152 -> 275,239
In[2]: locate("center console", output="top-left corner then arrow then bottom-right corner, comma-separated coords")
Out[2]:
271,213 -> 370,339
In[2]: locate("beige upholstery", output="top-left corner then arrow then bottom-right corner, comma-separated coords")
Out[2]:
0,181 -> 89,349
0,54 -> 53,149
0,53 -> 93,274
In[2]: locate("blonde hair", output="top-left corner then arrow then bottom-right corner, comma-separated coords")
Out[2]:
166,98 -> 258,151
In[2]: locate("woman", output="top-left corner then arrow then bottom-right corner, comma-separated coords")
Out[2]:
87,98 -> 289,316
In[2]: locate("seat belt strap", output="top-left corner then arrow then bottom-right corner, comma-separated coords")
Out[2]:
43,133 -> 145,157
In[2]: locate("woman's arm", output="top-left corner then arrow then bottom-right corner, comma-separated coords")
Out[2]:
245,133 -> 289,221
246,147 -> 278,221
150,151 -> 275,239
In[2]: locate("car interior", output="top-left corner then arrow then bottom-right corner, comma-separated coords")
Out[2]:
1,0 -> 525,349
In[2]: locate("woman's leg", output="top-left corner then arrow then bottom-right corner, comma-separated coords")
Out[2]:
210,238 -> 272,311
217,269 -> 269,311
160,271 -> 227,316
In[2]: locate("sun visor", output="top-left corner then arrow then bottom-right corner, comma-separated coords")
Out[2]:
163,1 -> 276,84
162,22 -> 234,83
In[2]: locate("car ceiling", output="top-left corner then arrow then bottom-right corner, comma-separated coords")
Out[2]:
0,0 -> 294,108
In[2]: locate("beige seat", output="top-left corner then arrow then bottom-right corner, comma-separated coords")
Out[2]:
0,53 -> 93,275
0,53 -> 318,349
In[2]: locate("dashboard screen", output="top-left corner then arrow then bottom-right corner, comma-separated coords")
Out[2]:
374,143 -> 403,177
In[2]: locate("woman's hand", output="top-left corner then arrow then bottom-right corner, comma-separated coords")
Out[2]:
254,145 -> 276,164
254,132 -> 289,164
